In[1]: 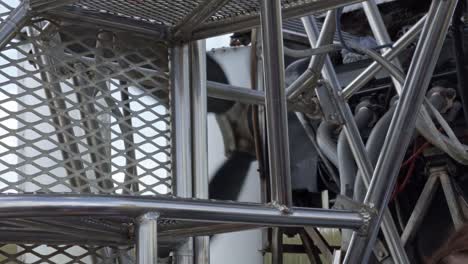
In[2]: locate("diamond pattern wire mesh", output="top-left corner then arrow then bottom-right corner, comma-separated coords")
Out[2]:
0,244 -> 135,264
0,1 -> 172,261
74,0 -> 204,27
0,19 -> 171,195
0,0 -> 16,23
69,0 -> 325,28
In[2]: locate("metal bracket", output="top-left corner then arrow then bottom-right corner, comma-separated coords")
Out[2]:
332,195 -> 375,236
315,80 -> 344,124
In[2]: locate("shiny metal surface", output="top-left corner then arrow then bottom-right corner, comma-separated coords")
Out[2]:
137,212 -> 160,264
192,0 -> 366,40
260,2 -> 292,260
171,44 -> 194,264
286,10 -> 337,99
0,1 -> 450,263
0,194 -> 367,229
172,0 -> 231,39
207,81 -> 265,105
39,0 -> 367,41
344,0 -> 458,262
260,0 -> 292,207
342,15 -> 426,99
306,15 -> 408,263
303,15 -> 374,187
191,40 -> 210,264
0,2 -> 29,50
360,2 -> 410,263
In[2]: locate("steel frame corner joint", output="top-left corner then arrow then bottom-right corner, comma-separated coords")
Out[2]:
136,212 -> 160,264
344,0 -> 459,262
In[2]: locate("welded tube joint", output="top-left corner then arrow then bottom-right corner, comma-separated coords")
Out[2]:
137,212 -> 160,264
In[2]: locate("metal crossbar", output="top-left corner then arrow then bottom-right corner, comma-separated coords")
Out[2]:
0,0 -> 460,263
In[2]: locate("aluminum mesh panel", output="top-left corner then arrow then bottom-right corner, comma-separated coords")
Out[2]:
0,244 -> 134,264
74,0 -> 204,26
69,0 -> 327,27
200,0 -> 326,23
0,18 -> 171,195
0,3 -> 172,260
0,0 -> 15,23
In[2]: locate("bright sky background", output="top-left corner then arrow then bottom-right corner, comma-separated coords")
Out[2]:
206,34 -> 231,51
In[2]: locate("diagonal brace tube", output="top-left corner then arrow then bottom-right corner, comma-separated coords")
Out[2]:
344,0 -> 459,262
0,2 -> 30,50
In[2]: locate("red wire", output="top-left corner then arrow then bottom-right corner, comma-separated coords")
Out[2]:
392,140 -> 429,200
401,141 -> 431,167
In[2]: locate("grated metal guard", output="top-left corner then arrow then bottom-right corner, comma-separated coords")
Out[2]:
0,244 -> 135,264
0,1 -> 172,261
0,19 -> 171,196
70,0 -> 327,28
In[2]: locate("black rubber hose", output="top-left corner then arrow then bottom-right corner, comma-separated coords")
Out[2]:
451,2 -> 468,125
338,106 -> 374,198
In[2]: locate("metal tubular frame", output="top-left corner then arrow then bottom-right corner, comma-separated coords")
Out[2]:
172,0 -> 231,39
342,15 -> 426,99
0,194 -> 367,229
304,15 -> 408,263
344,0 -> 459,262
286,10 -> 336,100
355,2 -> 410,263
207,81 -> 265,105
191,40 -> 210,264
27,25 -> 89,191
302,15 -> 374,189
0,0 -> 461,263
260,1 -> 292,263
191,0 -> 367,40
137,212 -> 159,264
362,0 -> 404,93
0,1 -> 30,50
171,45 -> 194,264
260,0 -> 292,208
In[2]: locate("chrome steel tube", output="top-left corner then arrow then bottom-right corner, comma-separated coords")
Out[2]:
171,45 -> 194,264
73,64 -> 113,191
286,10 -> 336,99
260,1 -> 291,262
171,45 -> 193,199
260,0 -> 292,206
26,26 -> 89,191
191,40 -> 210,264
361,3 -> 410,262
305,16 -> 406,262
303,15 -> 373,186
344,0 -> 458,262
137,212 -> 159,264
0,2 -> 29,50
172,0 -> 231,39
342,16 -> 426,99
362,0 -> 404,93
192,0 -> 366,40
207,81 -> 265,105
0,194 -> 367,229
